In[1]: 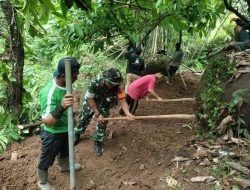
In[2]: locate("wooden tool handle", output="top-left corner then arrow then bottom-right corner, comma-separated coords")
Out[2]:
146,98 -> 195,102
103,114 -> 195,121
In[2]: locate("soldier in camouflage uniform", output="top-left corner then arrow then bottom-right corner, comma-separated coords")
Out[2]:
74,68 -> 134,156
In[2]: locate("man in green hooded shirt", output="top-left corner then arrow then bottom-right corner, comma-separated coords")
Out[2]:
38,57 -> 82,190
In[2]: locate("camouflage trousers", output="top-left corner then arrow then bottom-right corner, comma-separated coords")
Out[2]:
75,99 -> 109,142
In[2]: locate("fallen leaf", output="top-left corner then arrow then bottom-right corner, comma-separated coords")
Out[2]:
165,176 -> 178,188
230,137 -> 248,145
232,177 -> 250,188
171,156 -> 192,162
123,181 -> 137,186
190,176 -> 216,183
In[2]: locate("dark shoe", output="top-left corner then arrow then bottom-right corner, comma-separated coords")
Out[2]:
94,141 -> 102,156
74,133 -> 80,146
38,170 -> 55,190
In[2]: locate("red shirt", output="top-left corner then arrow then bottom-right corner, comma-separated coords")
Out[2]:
127,75 -> 156,100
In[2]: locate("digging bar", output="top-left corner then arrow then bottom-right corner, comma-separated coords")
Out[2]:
65,59 -> 76,190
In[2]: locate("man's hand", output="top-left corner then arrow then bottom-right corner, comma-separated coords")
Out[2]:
61,94 -> 74,108
157,97 -> 162,101
97,114 -> 105,124
126,112 -> 135,121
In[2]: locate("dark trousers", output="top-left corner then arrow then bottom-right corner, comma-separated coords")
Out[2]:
38,130 -> 68,170
120,94 -> 138,115
168,66 -> 178,77
167,66 -> 178,81
127,94 -> 139,114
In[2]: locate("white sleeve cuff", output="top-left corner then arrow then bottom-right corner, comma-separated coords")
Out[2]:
85,91 -> 95,98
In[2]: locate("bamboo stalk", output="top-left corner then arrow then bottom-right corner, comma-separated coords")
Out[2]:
104,114 -> 195,121
65,59 -> 76,190
145,98 -> 195,102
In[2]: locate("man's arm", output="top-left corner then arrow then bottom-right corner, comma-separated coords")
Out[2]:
87,98 -> 99,116
119,99 -> 134,120
85,79 -> 100,117
42,94 -> 73,126
87,98 -> 106,124
147,78 -> 161,100
148,90 -> 162,100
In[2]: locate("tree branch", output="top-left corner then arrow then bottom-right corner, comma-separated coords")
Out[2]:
223,0 -> 249,24
112,0 -> 151,12
139,13 -> 174,46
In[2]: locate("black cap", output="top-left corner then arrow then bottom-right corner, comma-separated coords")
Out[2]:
53,57 -> 80,78
103,68 -> 123,85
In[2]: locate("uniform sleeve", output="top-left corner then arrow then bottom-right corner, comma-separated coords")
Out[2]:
85,79 -> 97,98
148,77 -> 156,91
117,87 -> 126,100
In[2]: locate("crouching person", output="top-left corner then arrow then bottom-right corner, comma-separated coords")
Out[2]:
74,68 -> 134,156
120,69 -> 166,115
38,57 -> 82,190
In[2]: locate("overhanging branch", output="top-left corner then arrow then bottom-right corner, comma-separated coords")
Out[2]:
112,0 -> 151,12
139,13 -> 174,46
223,0 -> 249,24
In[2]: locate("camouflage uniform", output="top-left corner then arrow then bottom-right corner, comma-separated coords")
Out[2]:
75,76 -> 125,142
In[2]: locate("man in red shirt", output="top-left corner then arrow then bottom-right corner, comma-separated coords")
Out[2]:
120,69 -> 166,115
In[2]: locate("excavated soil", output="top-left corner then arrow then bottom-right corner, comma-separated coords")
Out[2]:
0,73 -> 212,190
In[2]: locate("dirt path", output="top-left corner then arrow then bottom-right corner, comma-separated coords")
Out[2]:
0,73 -> 208,190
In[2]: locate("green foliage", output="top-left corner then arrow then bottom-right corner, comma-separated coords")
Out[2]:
0,106 -> 23,153
211,160 -> 231,177
184,59 -> 207,71
210,184 -> 223,190
211,159 -> 249,190
228,89 -> 250,112
10,0 -> 233,51
74,46 -> 126,90
157,0 -> 224,35
0,63 -> 12,108
227,89 -> 250,137
196,55 -> 235,131
19,62 -> 52,124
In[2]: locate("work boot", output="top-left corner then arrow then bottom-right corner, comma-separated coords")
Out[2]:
74,133 -> 81,146
94,141 -> 103,156
57,157 -> 82,172
38,169 -> 54,190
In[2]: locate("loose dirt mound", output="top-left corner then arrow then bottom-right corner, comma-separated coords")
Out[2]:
0,73 -> 208,190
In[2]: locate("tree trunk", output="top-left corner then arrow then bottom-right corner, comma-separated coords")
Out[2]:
0,0 -> 24,117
